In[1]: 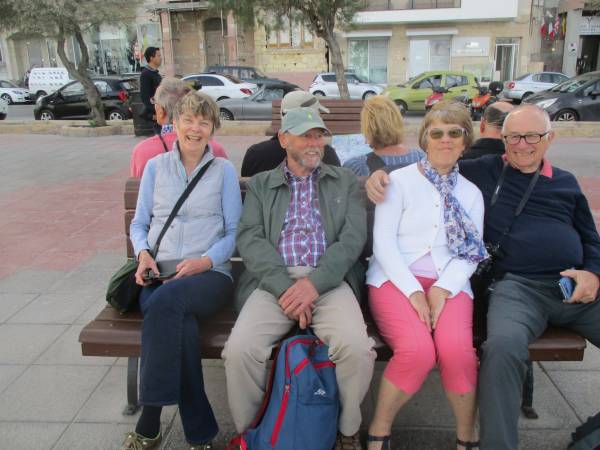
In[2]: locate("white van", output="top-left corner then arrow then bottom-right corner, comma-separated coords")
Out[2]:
28,67 -> 72,99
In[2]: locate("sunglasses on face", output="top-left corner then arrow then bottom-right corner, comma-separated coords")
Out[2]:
428,127 -> 466,139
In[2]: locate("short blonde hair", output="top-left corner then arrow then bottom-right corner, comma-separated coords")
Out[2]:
418,100 -> 473,151
173,90 -> 221,133
360,95 -> 404,149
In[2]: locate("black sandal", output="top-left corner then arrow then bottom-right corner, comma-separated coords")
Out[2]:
367,434 -> 391,450
456,438 -> 480,449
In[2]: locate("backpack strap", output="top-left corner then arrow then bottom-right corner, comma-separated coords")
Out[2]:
158,134 -> 169,153
366,152 -> 386,174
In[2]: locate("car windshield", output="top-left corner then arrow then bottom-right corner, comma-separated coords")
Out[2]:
120,79 -> 139,91
220,74 -> 243,84
351,74 -> 368,83
515,73 -> 530,81
255,68 -> 267,78
1,80 -> 19,88
551,75 -> 597,93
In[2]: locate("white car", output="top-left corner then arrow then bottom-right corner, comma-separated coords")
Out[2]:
181,73 -> 257,101
309,72 -> 385,99
0,80 -> 31,104
0,97 -> 7,120
503,72 -> 569,102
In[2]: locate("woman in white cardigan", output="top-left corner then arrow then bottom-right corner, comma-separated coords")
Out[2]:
366,102 -> 488,450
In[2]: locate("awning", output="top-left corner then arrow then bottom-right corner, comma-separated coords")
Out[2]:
145,1 -> 209,12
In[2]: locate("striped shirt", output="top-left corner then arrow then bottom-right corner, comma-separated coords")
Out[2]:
342,149 -> 424,176
277,164 -> 327,267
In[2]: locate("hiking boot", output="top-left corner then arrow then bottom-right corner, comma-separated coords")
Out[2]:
121,431 -> 162,450
334,431 -> 363,450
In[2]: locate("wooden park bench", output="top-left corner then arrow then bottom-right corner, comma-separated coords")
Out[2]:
268,98 -> 364,136
79,177 -> 587,415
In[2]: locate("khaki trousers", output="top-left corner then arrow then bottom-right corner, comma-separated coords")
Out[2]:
222,266 -> 376,436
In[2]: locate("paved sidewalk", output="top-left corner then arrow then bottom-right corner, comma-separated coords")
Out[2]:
0,133 -> 599,450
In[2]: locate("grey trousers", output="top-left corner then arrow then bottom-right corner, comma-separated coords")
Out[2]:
478,273 -> 600,450
222,266 -> 376,436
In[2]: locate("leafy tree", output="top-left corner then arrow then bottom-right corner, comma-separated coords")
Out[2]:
210,0 -> 366,99
0,0 -> 141,126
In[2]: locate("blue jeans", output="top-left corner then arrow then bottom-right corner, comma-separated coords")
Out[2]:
139,270 -> 232,445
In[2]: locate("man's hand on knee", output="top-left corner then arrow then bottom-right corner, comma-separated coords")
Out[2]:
278,278 -> 319,322
561,269 -> 600,303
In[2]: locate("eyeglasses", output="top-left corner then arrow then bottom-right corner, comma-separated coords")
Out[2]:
503,132 -> 550,145
428,127 -> 467,139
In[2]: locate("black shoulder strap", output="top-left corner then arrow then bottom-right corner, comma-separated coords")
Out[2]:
366,152 -> 386,174
151,158 -> 214,257
158,134 -> 169,153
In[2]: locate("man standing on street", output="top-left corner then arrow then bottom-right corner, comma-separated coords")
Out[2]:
140,46 -> 162,134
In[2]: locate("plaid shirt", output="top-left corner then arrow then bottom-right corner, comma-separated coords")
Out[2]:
277,164 -> 327,267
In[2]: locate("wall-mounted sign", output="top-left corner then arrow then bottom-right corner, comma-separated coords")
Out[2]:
451,37 -> 490,57
580,16 -> 600,35
568,42 -> 578,53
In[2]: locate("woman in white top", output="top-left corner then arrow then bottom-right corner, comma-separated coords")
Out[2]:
366,101 -> 488,450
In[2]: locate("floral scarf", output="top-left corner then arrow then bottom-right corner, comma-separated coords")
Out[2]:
419,158 -> 488,264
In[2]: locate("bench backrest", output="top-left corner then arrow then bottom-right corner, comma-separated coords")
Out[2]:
269,99 -> 364,136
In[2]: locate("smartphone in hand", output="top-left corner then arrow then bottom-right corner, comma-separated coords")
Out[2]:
558,276 -> 575,301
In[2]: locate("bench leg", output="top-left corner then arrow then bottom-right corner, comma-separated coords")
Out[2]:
123,357 -> 140,415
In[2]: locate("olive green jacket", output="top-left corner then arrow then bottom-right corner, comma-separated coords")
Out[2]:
235,163 -> 367,311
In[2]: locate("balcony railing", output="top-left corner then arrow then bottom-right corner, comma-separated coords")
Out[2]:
363,0 -> 460,11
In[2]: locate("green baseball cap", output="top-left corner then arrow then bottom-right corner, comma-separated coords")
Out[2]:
280,107 -> 330,136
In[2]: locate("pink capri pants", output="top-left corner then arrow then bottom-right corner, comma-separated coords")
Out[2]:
369,277 -> 478,395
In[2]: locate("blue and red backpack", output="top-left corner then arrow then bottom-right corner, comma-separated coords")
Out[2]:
228,330 -> 340,450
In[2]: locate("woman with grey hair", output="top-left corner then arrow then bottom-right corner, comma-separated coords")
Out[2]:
123,90 -> 242,450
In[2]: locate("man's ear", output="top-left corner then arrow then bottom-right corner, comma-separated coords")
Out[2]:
155,103 -> 166,124
479,119 -> 486,134
547,129 -> 556,144
278,131 -> 287,150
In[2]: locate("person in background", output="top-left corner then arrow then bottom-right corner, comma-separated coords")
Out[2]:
462,102 -> 514,160
140,46 -> 162,134
343,95 -> 423,177
241,91 -> 340,176
366,101 -> 484,450
130,77 -> 228,178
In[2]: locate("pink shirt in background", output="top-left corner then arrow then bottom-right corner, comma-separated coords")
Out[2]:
130,131 -> 229,178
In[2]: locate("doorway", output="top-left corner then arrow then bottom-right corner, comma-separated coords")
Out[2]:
204,18 -> 228,67
494,38 -> 520,81
578,36 -> 600,74
408,38 -> 451,79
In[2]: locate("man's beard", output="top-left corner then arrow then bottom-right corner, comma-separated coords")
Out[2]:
291,146 -> 323,170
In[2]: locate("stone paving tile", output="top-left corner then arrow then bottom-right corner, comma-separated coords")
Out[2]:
0,324 -> 68,364
0,293 -> 39,323
0,365 -> 109,422
0,269 -> 66,294
53,422 -> 133,450
35,324 -> 116,366
0,365 -> 27,394
7,292 -> 98,325
75,365 -> 177,426
73,297 -> 108,325
48,269 -> 113,295
0,422 -> 68,450
549,371 -> 600,420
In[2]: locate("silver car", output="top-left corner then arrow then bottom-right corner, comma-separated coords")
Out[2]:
217,83 -> 299,120
309,72 -> 385,99
503,72 -> 569,102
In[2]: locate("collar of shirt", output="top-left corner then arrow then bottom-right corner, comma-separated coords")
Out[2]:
283,160 -> 321,183
161,124 -> 174,135
501,154 -> 553,178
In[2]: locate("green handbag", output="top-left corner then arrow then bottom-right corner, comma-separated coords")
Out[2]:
105,159 -> 213,313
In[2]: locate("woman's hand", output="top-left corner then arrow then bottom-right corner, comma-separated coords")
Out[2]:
409,291 -> 431,331
135,250 -> 159,286
171,257 -> 213,280
365,170 -> 390,204
427,286 -> 451,330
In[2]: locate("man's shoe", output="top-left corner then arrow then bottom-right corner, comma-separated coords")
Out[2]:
121,431 -> 162,450
334,431 -> 363,450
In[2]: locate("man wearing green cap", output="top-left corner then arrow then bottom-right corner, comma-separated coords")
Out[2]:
223,107 -> 375,450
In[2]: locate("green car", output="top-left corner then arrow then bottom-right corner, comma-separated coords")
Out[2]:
383,71 -> 480,113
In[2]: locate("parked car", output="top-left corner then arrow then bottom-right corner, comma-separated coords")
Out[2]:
217,82 -> 299,120
34,76 -> 138,120
524,71 -> 600,121
28,67 -> 73,100
503,72 -> 570,102
309,72 -> 385,100
0,80 -> 32,104
181,73 -> 257,101
205,65 -> 294,88
383,70 -> 480,114
0,96 -> 7,120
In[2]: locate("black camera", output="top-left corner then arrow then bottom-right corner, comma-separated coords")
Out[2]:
474,242 -> 504,276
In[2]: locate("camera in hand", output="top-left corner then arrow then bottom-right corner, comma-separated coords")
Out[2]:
474,242 -> 504,276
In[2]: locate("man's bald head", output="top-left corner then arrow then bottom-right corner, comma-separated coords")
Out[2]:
480,101 -> 514,139
502,104 -> 551,135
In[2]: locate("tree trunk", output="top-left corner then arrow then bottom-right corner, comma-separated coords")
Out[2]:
56,26 -> 106,126
323,30 -> 350,99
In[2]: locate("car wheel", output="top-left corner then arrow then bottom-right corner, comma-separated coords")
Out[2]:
394,100 -> 408,115
554,109 -> 578,121
219,109 -> 234,120
362,91 -> 376,100
36,91 -> 47,100
0,113 -> 6,120
521,92 -> 533,102
107,110 -> 125,121
39,109 -> 55,120
217,96 -> 230,101
1,94 -> 13,105
313,91 -> 325,97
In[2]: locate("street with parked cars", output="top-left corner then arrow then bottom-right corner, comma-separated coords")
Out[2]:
217,82 -> 299,121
